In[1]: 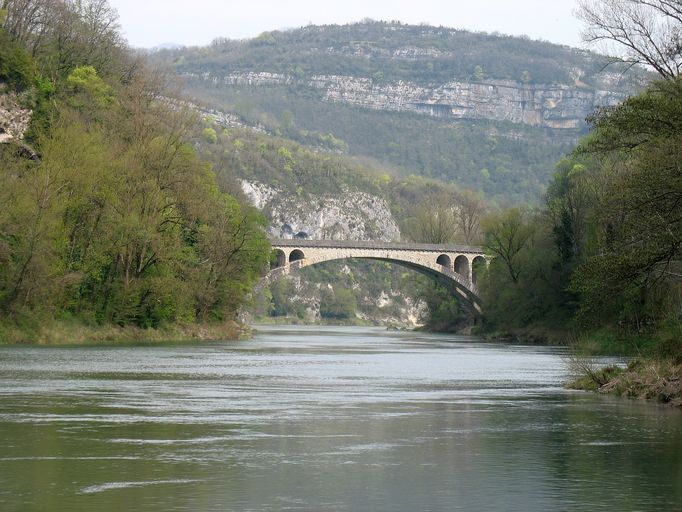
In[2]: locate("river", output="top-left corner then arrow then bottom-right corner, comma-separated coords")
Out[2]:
0,325 -> 680,511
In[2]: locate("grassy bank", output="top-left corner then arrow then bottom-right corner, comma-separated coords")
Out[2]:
0,318 -> 249,345
568,359 -> 682,407
564,325 -> 682,407
480,324 -> 682,407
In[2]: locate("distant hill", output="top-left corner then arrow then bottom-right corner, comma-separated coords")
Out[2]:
153,21 -> 648,203
163,21 -> 644,89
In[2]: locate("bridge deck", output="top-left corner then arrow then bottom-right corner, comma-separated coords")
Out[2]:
270,239 -> 484,254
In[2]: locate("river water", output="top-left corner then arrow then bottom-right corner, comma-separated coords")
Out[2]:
0,325 -> 680,511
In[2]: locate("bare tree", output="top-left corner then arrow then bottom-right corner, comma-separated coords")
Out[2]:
2,0 -> 128,79
405,192 -> 457,244
454,190 -> 485,245
1,0 -> 54,51
577,0 -> 682,79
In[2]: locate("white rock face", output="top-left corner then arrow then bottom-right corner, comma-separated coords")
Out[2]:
191,72 -> 629,129
241,181 -> 279,210
240,180 -> 401,242
355,292 -> 428,327
162,96 -> 268,134
309,75 -> 625,130
0,88 -> 32,143
240,180 -> 427,327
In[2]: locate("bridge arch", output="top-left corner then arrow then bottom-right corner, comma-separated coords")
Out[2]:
472,256 -> 487,285
289,249 -> 305,263
272,249 -> 287,268
261,240 -> 488,315
454,255 -> 470,277
436,254 -> 452,267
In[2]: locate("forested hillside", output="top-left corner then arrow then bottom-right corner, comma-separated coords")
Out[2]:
0,0 -> 269,342
161,21 -> 633,87
153,21 -> 646,204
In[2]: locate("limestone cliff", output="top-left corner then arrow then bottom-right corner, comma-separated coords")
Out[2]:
0,85 -> 31,144
240,180 -> 428,326
272,268 -> 427,327
240,180 -> 401,242
191,71 -> 628,130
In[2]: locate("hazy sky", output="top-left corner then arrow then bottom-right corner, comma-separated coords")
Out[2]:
107,0 -> 586,49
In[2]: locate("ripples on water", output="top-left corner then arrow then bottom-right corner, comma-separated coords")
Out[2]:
0,325 -> 680,511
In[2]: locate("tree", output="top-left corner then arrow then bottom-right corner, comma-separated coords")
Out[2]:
0,28 -> 35,90
2,0 -> 129,81
320,287 -> 357,319
545,158 -> 594,264
482,208 -> 535,284
0,0 -> 52,49
454,189 -> 485,244
473,64 -> 486,81
202,127 -> 217,143
577,0 -> 682,79
66,65 -> 114,109
572,77 -> 682,324
404,192 -> 457,244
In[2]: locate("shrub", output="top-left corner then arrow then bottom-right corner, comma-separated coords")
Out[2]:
0,30 -> 35,91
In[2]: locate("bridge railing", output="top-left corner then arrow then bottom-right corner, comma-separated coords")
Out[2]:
270,238 -> 484,254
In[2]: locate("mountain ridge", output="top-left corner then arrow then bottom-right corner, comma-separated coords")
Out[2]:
158,21 -> 649,204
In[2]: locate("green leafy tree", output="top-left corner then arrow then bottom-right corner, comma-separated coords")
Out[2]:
66,65 -> 114,108
572,78 -> 682,327
202,127 -> 218,143
0,28 -> 35,90
404,192 -> 457,244
483,208 -> 535,284
320,287 -> 357,319
473,65 -> 486,81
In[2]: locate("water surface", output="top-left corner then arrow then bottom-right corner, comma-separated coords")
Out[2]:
0,325 -> 680,511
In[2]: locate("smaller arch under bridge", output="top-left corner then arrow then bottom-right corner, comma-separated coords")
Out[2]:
264,239 -> 488,314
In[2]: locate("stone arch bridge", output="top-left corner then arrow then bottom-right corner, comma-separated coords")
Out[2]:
263,239 -> 488,314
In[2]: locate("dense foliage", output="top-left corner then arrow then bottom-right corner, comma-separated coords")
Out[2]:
0,28 -> 35,90
479,77 -> 682,358
0,1 -> 269,335
195,124 -> 385,197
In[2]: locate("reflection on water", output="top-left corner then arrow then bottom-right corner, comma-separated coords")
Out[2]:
0,325 -> 680,511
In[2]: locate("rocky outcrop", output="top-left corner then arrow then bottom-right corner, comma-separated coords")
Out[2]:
311,75 -> 624,130
266,266 -> 427,327
240,180 -> 401,242
0,87 -> 32,144
191,71 -> 627,129
355,288 -> 427,327
239,184 -> 424,327
162,96 -> 268,133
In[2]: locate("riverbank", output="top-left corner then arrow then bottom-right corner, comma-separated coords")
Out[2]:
0,318 -> 249,345
480,325 -> 682,407
568,358 -> 682,407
